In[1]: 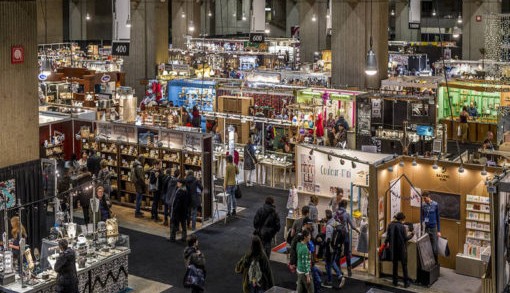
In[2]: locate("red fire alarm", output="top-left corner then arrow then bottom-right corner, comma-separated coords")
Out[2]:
11,45 -> 24,64
476,15 -> 482,22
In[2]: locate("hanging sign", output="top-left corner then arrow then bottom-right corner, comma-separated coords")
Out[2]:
409,23 -> 420,29
111,42 -> 130,56
249,33 -> 265,43
101,74 -> 111,83
38,73 -> 48,81
11,45 -> 24,64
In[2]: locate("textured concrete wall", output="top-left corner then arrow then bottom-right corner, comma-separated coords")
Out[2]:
394,1 -> 420,42
286,0 -> 299,37
37,0 -> 63,44
331,0 -> 388,89
172,0 -> 201,49
124,0 -> 169,99
0,1 -> 39,168
298,0 -> 328,63
463,0 -> 501,60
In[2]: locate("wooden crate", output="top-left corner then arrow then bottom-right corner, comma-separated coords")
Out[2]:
217,96 -> 253,115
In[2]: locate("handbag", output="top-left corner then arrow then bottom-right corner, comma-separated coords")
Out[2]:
183,264 -> 205,289
438,236 -> 450,257
378,243 -> 392,261
235,184 -> 242,199
457,125 -> 462,137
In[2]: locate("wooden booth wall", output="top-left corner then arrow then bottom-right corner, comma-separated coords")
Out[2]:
377,158 -> 495,269
0,160 -> 48,252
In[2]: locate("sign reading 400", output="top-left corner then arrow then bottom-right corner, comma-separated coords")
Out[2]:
112,42 -> 130,56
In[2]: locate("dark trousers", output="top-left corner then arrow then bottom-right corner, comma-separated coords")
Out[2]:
170,217 -> 187,241
263,240 -> 272,258
82,206 -> 90,224
425,226 -> 439,262
392,257 -> 409,284
151,192 -> 161,219
341,237 -> 352,267
163,204 -> 169,221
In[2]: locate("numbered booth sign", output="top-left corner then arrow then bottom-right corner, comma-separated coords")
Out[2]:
112,42 -> 130,56
249,33 -> 265,43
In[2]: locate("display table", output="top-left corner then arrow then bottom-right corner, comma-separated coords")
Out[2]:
380,237 -> 419,281
0,248 -> 130,293
258,160 -> 293,189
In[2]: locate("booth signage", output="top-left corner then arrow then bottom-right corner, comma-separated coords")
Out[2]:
101,74 -> 111,83
11,45 -> 24,64
38,73 -> 48,81
172,64 -> 190,72
112,42 -> 130,56
409,22 -> 420,29
249,33 -> 265,43
435,168 -> 450,182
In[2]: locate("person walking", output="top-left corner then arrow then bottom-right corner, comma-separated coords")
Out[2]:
323,210 -> 345,289
185,170 -> 204,231
243,138 -> 258,187
421,191 -> 441,262
385,212 -> 414,288
132,155 -> 146,218
55,239 -> 79,293
289,217 -> 313,272
308,195 -> 319,238
170,179 -> 189,242
184,235 -> 206,293
224,155 -> 239,217
235,235 -> 274,293
329,188 -> 344,213
458,106 -> 469,144
97,160 -> 113,199
253,197 -> 281,258
160,168 -> 172,226
149,160 -> 163,222
296,229 -> 314,293
334,199 -> 360,277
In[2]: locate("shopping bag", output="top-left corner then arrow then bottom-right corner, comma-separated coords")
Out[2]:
457,125 -> 462,137
235,184 -> 242,199
378,243 -> 392,261
183,264 -> 205,289
438,236 -> 450,257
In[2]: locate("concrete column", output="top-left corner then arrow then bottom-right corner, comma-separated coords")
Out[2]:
331,0 -> 388,89
463,0 -> 501,60
286,0 -> 299,36
394,0 -> 420,41
0,1 -> 39,167
69,0 -> 87,40
124,0 -> 168,98
172,0 -> 201,49
37,0 -> 63,44
213,0 -> 250,35
298,0 -> 328,63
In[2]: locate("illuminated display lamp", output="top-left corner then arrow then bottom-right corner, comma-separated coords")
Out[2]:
86,13 -> 91,20
412,158 -> 417,166
365,0 -> 377,76
481,166 -> 488,176
388,166 -> 393,172
452,26 -> 462,38
208,10 -> 212,17
391,9 -> 395,16
312,14 -> 317,22
432,160 -> 438,170
432,9 -> 436,16
126,15 -> 132,28
399,161 -> 404,167
458,164 -> 465,173
458,14 -> 463,24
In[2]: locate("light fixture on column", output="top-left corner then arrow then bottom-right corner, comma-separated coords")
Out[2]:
188,21 -> 195,33
208,10 -> 212,17
181,11 -> 186,18
391,9 -> 395,16
457,13 -> 463,24
242,13 -> 246,21
365,0 -> 377,76
481,166 -> 488,176
265,23 -> 270,34
399,161 -> 405,167
458,164 -> 465,173
312,14 -> 317,22
452,26 -> 462,38
432,9 -> 436,16
86,13 -> 91,21
126,14 -> 132,28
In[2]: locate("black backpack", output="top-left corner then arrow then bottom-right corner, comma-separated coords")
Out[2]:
331,212 -> 348,250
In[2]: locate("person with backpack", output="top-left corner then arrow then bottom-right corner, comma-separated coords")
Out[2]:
386,212 -> 414,288
253,197 -> 281,258
235,235 -> 274,293
184,234 -> 206,292
149,160 -> 163,222
323,210 -> 345,289
296,229 -> 314,293
132,155 -> 146,218
170,179 -> 189,242
290,217 -> 313,272
334,199 -> 360,277
185,170 -> 204,231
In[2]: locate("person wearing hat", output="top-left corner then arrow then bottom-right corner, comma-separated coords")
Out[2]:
169,178 -> 190,242
54,239 -> 79,293
385,212 -> 414,288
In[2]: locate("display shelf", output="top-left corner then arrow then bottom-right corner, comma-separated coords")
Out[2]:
466,208 -> 490,214
466,236 -> 491,242
466,218 -> 491,223
465,226 -> 490,233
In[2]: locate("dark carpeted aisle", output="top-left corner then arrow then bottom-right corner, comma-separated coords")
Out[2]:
121,184 -> 412,293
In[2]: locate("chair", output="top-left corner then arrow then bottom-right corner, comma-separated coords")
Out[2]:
213,185 -> 229,224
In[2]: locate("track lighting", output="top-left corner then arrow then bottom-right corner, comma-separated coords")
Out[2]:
126,15 -> 132,28
432,160 -> 438,170
309,149 -> 314,156
328,153 -> 332,161
242,13 -> 246,21
412,158 -> 417,166
189,21 -> 195,32
458,164 -> 465,173
312,14 -> 317,22
481,166 -> 487,176
351,161 -> 356,169
399,161 -> 404,167
340,159 -> 345,165
388,166 -> 393,172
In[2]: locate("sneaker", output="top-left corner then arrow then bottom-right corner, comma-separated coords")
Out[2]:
321,281 -> 333,288
337,276 -> 346,289
167,238 -> 176,242
135,213 -> 144,218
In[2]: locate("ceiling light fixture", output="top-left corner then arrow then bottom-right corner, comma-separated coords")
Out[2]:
312,14 -> 317,22
188,21 -> 195,33
399,161 -> 404,167
126,15 -> 132,28
388,166 -> 394,172
365,0 -> 377,76
458,164 -> 465,173
86,13 -> 91,21
242,13 -> 246,21
432,9 -> 436,16
181,11 -> 186,18
352,161 -> 357,169
340,159 -> 345,165
208,10 -> 212,17
452,26 -> 462,38
481,166 -> 488,176
265,23 -> 270,34
391,9 -> 395,16
458,14 -> 463,24
432,160 -> 438,170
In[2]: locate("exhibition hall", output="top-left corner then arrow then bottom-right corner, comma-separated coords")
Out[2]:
1,0 -> 510,292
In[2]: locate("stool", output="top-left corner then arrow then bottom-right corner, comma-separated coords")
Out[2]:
213,185 -> 228,224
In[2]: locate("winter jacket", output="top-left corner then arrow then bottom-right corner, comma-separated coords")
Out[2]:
308,202 -> 319,222
235,253 -> 274,293
385,220 -> 413,261
171,187 -> 189,222
160,175 -> 171,203
184,246 -> 206,272
185,175 -> 204,208
253,203 -> 281,242
89,197 -> 111,223
224,163 -> 239,187
132,160 -> 146,194
55,248 -> 79,293
243,144 -> 257,170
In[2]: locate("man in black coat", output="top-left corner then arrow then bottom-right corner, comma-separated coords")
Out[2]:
385,212 -> 414,288
169,179 -> 189,242
54,239 -> 78,293
253,197 -> 281,258
185,171 -> 203,231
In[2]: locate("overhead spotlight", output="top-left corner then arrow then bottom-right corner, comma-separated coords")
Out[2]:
391,9 -> 395,16
309,148 -> 314,156
181,12 -> 186,18
412,158 -> 417,166
328,153 -> 332,161
481,166 -> 488,176
432,160 -> 438,170
452,26 -> 462,38
86,13 -> 91,21
340,159 -> 345,165
242,13 -> 246,21
312,14 -> 317,22
208,10 -> 212,17
458,14 -> 463,24
188,21 -> 195,32
352,161 -> 356,169
432,9 -> 436,16
126,15 -> 132,28
399,161 -> 404,167
388,166 -> 394,172
458,164 -> 465,173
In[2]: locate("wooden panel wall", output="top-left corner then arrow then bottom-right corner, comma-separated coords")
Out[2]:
0,1 -> 39,168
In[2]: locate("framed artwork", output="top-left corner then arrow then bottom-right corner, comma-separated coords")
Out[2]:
0,179 -> 16,210
379,219 -> 385,231
378,196 -> 385,220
